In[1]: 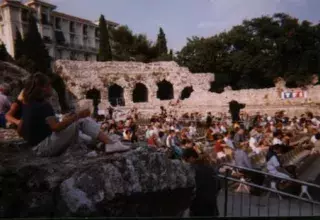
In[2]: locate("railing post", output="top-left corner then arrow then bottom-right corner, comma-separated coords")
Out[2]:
224,168 -> 231,217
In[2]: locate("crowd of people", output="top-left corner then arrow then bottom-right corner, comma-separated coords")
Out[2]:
2,73 -> 320,217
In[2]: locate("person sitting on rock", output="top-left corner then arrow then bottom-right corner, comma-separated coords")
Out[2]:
19,73 -> 131,157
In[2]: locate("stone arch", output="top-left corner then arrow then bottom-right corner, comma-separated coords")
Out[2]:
132,83 -> 148,103
108,84 -> 125,106
86,88 -> 101,116
86,88 -> 101,105
180,86 -> 194,100
157,80 -> 174,100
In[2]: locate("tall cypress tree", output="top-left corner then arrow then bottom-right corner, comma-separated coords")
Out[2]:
169,49 -> 173,60
98,14 -> 112,61
24,13 -> 51,73
14,28 -> 24,60
156,27 -> 168,56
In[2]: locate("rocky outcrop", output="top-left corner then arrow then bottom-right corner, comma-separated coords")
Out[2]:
0,144 -> 195,217
0,61 -> 30,98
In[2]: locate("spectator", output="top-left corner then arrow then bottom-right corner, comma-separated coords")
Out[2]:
223,132 -> 235,149
266,145 -> 292,179
166,130 -> 183,158
182,148 -> 220,217
272,131 -> 283,145
234,144 -> 252,169
233,128 -> 247,148
0,83 -> 11,128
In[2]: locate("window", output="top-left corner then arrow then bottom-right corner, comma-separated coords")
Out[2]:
41,13 -> 49,25
21,9 -> 28,22
55,31 -> 66,45
70,21 -> 75,32
95,28 -> 99,38
55,17 -> 61,29
83,25 -> 87,35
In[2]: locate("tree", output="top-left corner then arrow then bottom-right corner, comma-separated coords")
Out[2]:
177,13 -> 320,91
23,13 -> 51,73
169,49 -> 173,60
156,27 -> 168,56
14,28 -> 24,60
111,25 -> 158,62
98,14 -> 112,61
0,44 -> 13,62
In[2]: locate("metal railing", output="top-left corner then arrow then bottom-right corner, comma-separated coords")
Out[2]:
218,163 -> 320,217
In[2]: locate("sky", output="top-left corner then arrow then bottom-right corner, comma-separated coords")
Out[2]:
47,0 -> 320,51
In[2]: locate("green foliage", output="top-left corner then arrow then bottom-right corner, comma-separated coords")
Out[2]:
23,13 -> 51,73
177,13 -> 320,91
111,25 -> 158,62
14,28 -> 24,60
156,27 -> 168,56
98,15 -> 112,61
0,44 -> 14,62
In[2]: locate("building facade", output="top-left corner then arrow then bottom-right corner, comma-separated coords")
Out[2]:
0,0 -> 118,61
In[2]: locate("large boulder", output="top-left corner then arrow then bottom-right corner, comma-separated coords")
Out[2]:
0,144 -> 195,217
0,61 -> 30,98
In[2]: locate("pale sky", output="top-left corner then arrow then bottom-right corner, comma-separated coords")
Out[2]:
47,0 -> 319,51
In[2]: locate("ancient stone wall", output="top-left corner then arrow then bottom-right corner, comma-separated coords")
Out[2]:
54,60 -> 214,108
55,60 -> 320,117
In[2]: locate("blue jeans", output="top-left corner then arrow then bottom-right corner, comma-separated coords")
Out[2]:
0,113 -> 6,128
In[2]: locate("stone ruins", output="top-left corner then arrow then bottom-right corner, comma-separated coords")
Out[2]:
55,60 -> 320,117
54,60 -> 214,107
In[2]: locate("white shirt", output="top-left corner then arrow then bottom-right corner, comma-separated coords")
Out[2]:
220,126 -> 227,133
249,137 -> 260,154
311,135 -> 317,144
312,118 -> 320,127
272,137 -> 283,145
267,155 -> 280,174
145,129 -> 152,139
